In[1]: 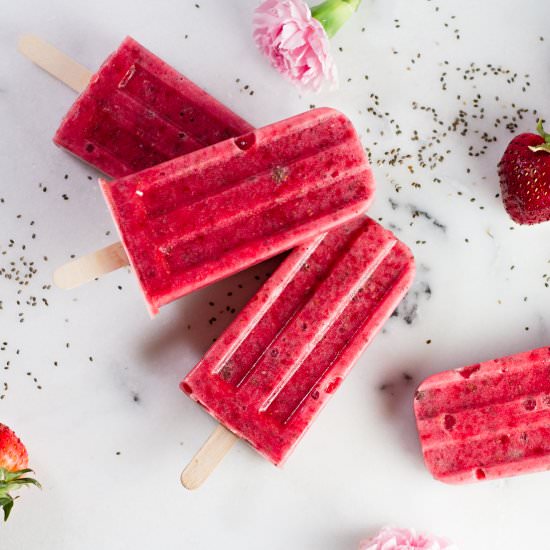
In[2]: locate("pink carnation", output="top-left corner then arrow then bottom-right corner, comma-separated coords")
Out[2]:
359,527 -> 458,550
253,0 -> 338,92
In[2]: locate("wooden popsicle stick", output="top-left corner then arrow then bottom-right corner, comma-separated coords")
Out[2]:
53,242 -> 129,289
181,425 -> 238,490
17,34 -> 92,93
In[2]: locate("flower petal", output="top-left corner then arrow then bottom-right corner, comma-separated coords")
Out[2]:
253,0 -> 338,92
359,527 -> 459,550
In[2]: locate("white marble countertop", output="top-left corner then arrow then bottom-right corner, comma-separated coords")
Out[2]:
2,0 -> 550,548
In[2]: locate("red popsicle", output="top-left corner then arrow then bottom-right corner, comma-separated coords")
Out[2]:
415,346 -> 550,483
101,108 -> 374,314
53,36 -> 252,177
181,217 -> 415,471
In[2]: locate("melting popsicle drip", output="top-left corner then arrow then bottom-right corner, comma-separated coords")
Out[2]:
234,133 -> 256,150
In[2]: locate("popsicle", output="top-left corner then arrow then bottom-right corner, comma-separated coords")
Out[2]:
180,217 -> 415,487
101,108 -> 374,314
18,35 -> 252,177
53,36 -> 253,178
415,346 -> 550,484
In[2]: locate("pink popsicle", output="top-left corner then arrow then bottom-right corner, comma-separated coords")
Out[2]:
415,346 -> 550,483
54,36 -> 252,177
182,217 -> 415,465
101,108 -> 374,315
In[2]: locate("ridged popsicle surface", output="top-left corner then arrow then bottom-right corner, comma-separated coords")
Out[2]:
182,217 -> 415,465
102,108 -> 375,314
54,36 -> 252,177
415,346 -> 550,483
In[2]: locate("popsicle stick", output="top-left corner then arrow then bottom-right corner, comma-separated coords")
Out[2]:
181,425 -> 238,490
17,34 -> 92,93
53,242 -> 129,289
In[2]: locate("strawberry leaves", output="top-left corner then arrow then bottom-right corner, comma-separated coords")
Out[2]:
0,495 -> 14,521
0,467 -> 40,521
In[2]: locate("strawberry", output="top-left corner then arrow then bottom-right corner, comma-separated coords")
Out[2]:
498,120 -> 550,224
0,423 -> 40,521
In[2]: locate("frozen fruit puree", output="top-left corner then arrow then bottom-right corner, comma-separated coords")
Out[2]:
415,346 -> 550,483
54,36 -> 252,177
101,108 -> 375,315
182,217 -> 415,465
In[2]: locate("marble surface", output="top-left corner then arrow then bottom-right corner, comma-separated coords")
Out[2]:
2,0 -> 550,548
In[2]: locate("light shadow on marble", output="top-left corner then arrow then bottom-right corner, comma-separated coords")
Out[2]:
138,255 -> 284,369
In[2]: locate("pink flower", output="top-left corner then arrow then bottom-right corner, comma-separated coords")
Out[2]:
359,527 -> 458,550
253,0 -> 338,92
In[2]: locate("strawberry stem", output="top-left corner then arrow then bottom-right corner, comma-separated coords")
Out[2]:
536,119 -> 550,143
528,119 -> 550,153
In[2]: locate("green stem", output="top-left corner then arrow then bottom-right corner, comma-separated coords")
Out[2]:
311,0 -> 363,39
536,119 -> 550,144
529,119 -> 550,153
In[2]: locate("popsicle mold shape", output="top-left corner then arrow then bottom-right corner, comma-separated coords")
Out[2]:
101,108 -> 375,315
181,216 -> 414,473
53,36 -> 253,178
415,346 -> 550,483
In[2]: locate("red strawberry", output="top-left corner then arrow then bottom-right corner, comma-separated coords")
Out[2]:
498,120 -> 550,224
0,423 -> 40,521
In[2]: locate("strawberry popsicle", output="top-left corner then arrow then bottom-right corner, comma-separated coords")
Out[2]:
101,108 -> 374,315
54,36 -> 252,177
415,346 -> 550,484
181,217 -> 415,466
